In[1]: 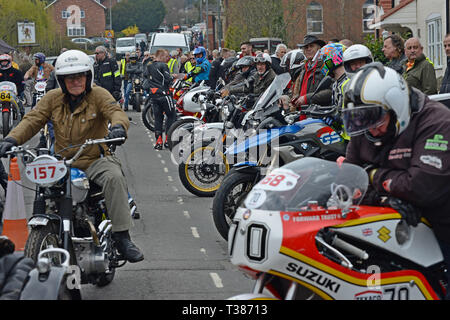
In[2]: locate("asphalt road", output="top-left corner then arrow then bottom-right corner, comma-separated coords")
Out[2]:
61,111 -> 253,300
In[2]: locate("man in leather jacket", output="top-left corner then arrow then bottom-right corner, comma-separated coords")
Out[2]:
143,49 -> 176,149
93,46 -> 122,101
123,52 -> 143,111
342,63 -> 450,298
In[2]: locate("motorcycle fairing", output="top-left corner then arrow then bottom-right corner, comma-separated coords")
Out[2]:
230,207 -> 440,300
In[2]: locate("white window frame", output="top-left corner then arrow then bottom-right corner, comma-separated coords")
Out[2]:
362,0 -> 375,33
427,14 -> 443,68
67,27 -> 86,37
306,2 -> 323,35
62,10 -> 85,19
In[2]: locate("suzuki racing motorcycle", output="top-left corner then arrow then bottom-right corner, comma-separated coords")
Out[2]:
7,137 -> 132,299
228,158 -> 447,300
212,106 -> 346,240
0,81 -> 22,137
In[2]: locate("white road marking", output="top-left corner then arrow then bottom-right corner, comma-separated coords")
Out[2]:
168,176 -> 173,182
172,186 -> 179,192
177,196 -> 183,204
191,227 -> 200,238
163,167 -> 168,173
210,273 -> 224,288
157,154 -> 162,158
161,159 -> 166,165
183,210 -> 190,219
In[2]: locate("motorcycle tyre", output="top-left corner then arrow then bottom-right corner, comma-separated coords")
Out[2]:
142,101 -> 155,131
2,111 -> 10,137
133,92 -> 142,112
167,118 -> 200,151
212,172 -> 255,240
178,144 -> 230,197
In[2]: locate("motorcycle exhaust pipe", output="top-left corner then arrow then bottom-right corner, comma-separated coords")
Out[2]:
332,236 -> 369,261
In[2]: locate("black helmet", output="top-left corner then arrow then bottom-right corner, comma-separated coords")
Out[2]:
235,55 -> 255,69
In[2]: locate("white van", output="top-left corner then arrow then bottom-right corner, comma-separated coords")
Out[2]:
148,33 -> 190,55
115,37 -> 136,60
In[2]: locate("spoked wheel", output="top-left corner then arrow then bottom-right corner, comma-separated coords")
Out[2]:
178,144 -> 230,197
24,223 -> 62,264
212,172 -> 256,240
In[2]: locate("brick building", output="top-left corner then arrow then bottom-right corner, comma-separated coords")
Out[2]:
45,0 -> 108,38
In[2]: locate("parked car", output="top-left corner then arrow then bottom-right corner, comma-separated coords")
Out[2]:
90,37 -> 111,46
115,37 -> 136,60
45,56 -> 58,67
71,38 -> 94,45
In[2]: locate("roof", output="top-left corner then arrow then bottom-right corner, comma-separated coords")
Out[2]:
45,0 -> 107,10
380,0 -> 415,21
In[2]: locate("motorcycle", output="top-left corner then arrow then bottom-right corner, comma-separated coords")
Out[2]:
212,105 -> 346,240
228,157 -> 447,300
129,74 -> 144,112
175,73 -> 292,198
0,81 -> 22,137
6,137 -> 132,299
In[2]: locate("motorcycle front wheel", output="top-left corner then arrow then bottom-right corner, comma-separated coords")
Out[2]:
2,111 -> 10,137
24,223 -> 62,264
133,92 -> 142,112
142,100 -> 156,131
167,118 -> 201,151
212,171 -> 256,240
178,144 -> 230,197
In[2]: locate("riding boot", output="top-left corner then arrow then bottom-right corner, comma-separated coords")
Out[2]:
154,132 -> 163,150
112,230 -> 144,263
164,135 -> 169,149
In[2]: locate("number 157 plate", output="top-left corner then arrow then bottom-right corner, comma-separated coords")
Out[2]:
25,158 -> 67,186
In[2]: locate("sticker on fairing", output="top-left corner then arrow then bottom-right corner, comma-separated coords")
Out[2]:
420,155 -> 443,169
254,169 -> 300,192
244,189 -> 267,209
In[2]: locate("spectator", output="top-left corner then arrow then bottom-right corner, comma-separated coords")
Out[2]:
440,33 -> 450,94
403,37 -> 437,95
209,49 -> 223,89
339,39 -> 353,48
382,34 -> 407,74
93,45 -> 122,101
167,50 -> 180,74
239,41 -> 254,58
271,44 -> 288,75
291,35 -> 332,108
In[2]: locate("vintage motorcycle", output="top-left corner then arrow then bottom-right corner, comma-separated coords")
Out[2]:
7,137 -> 133,299
0,81 -> 22,137
228,158 -> 447,300
129,74 -> 143,112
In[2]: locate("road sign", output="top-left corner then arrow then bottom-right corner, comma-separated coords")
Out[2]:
105,30 -> 114,38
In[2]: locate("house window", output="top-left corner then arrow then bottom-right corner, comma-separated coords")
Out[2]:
67,27 -> 86,37
363,0 -> 375,33
62,10 -> 85,19
306,2 -> 323,34
427,16 -> 443,68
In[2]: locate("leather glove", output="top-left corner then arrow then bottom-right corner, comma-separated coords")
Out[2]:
0,137 -> 17,158
106,125 -> 126,145
388,197 -> 421,227
112,91 -> 122,101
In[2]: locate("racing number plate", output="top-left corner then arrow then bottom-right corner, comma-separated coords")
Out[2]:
34,82 -> 47,92
25,158 -> 67,186
0,91 -> 11,102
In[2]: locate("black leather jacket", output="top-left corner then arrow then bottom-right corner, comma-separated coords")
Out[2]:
0,255 -> 34,300
143,61 -> 173,95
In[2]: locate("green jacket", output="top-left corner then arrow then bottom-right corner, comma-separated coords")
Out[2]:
403,54 -> 437,95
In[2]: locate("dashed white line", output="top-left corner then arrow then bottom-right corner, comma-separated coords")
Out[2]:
183,210 -> 190,219
191,227 -> 200,238
177,196 -> 183,204
161,159 -> 166,165
168,176 -> 173,182
210,273 -> 224,288
172,186 -> 179,192
163,167 -> 168,173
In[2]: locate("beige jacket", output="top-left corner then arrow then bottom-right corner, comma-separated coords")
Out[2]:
8,86 -> 130,171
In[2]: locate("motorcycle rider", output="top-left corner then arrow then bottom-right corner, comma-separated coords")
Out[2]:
0,54 -> 25,118
24,52 -> 54,108
291,35 -> 332,108
343,44 -> 374,76
186,46 -> 211,83
341,63 -> 450,298
222,53 -> 276,101
0,50 -> 144,263
144,49 -> 177,150
93,46 -> 122,101
221,55 -> 256,93
123,52 -> 143,111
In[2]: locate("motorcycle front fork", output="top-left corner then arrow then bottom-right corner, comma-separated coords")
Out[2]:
253,273 -> 298,300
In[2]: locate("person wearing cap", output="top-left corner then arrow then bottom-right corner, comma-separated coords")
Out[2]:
0,49 -> 144,263
292,35 -> 332,108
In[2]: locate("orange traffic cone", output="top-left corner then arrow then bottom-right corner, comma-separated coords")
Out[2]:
1,157 -> 28,251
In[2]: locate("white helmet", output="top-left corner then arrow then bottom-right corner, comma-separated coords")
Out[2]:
55,50 -> 94,94
342,62 -> 410,138
280,49 -> 305,71
254,52 -> 272,65
343,44 -> 373,74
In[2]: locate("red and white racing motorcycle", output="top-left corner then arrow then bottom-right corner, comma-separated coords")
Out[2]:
228,158 -> 447,300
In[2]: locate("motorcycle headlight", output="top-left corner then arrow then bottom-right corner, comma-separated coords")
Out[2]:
134,79 -> 140,84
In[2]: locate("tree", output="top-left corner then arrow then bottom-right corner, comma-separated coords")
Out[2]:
112,0 -> 166,33
224,0 -> 286,50
0,0 -> 65,55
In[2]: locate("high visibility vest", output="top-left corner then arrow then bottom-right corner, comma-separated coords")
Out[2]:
184,61 -> 195,82
168,58 -> 177,73
120,59 -> 126,76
